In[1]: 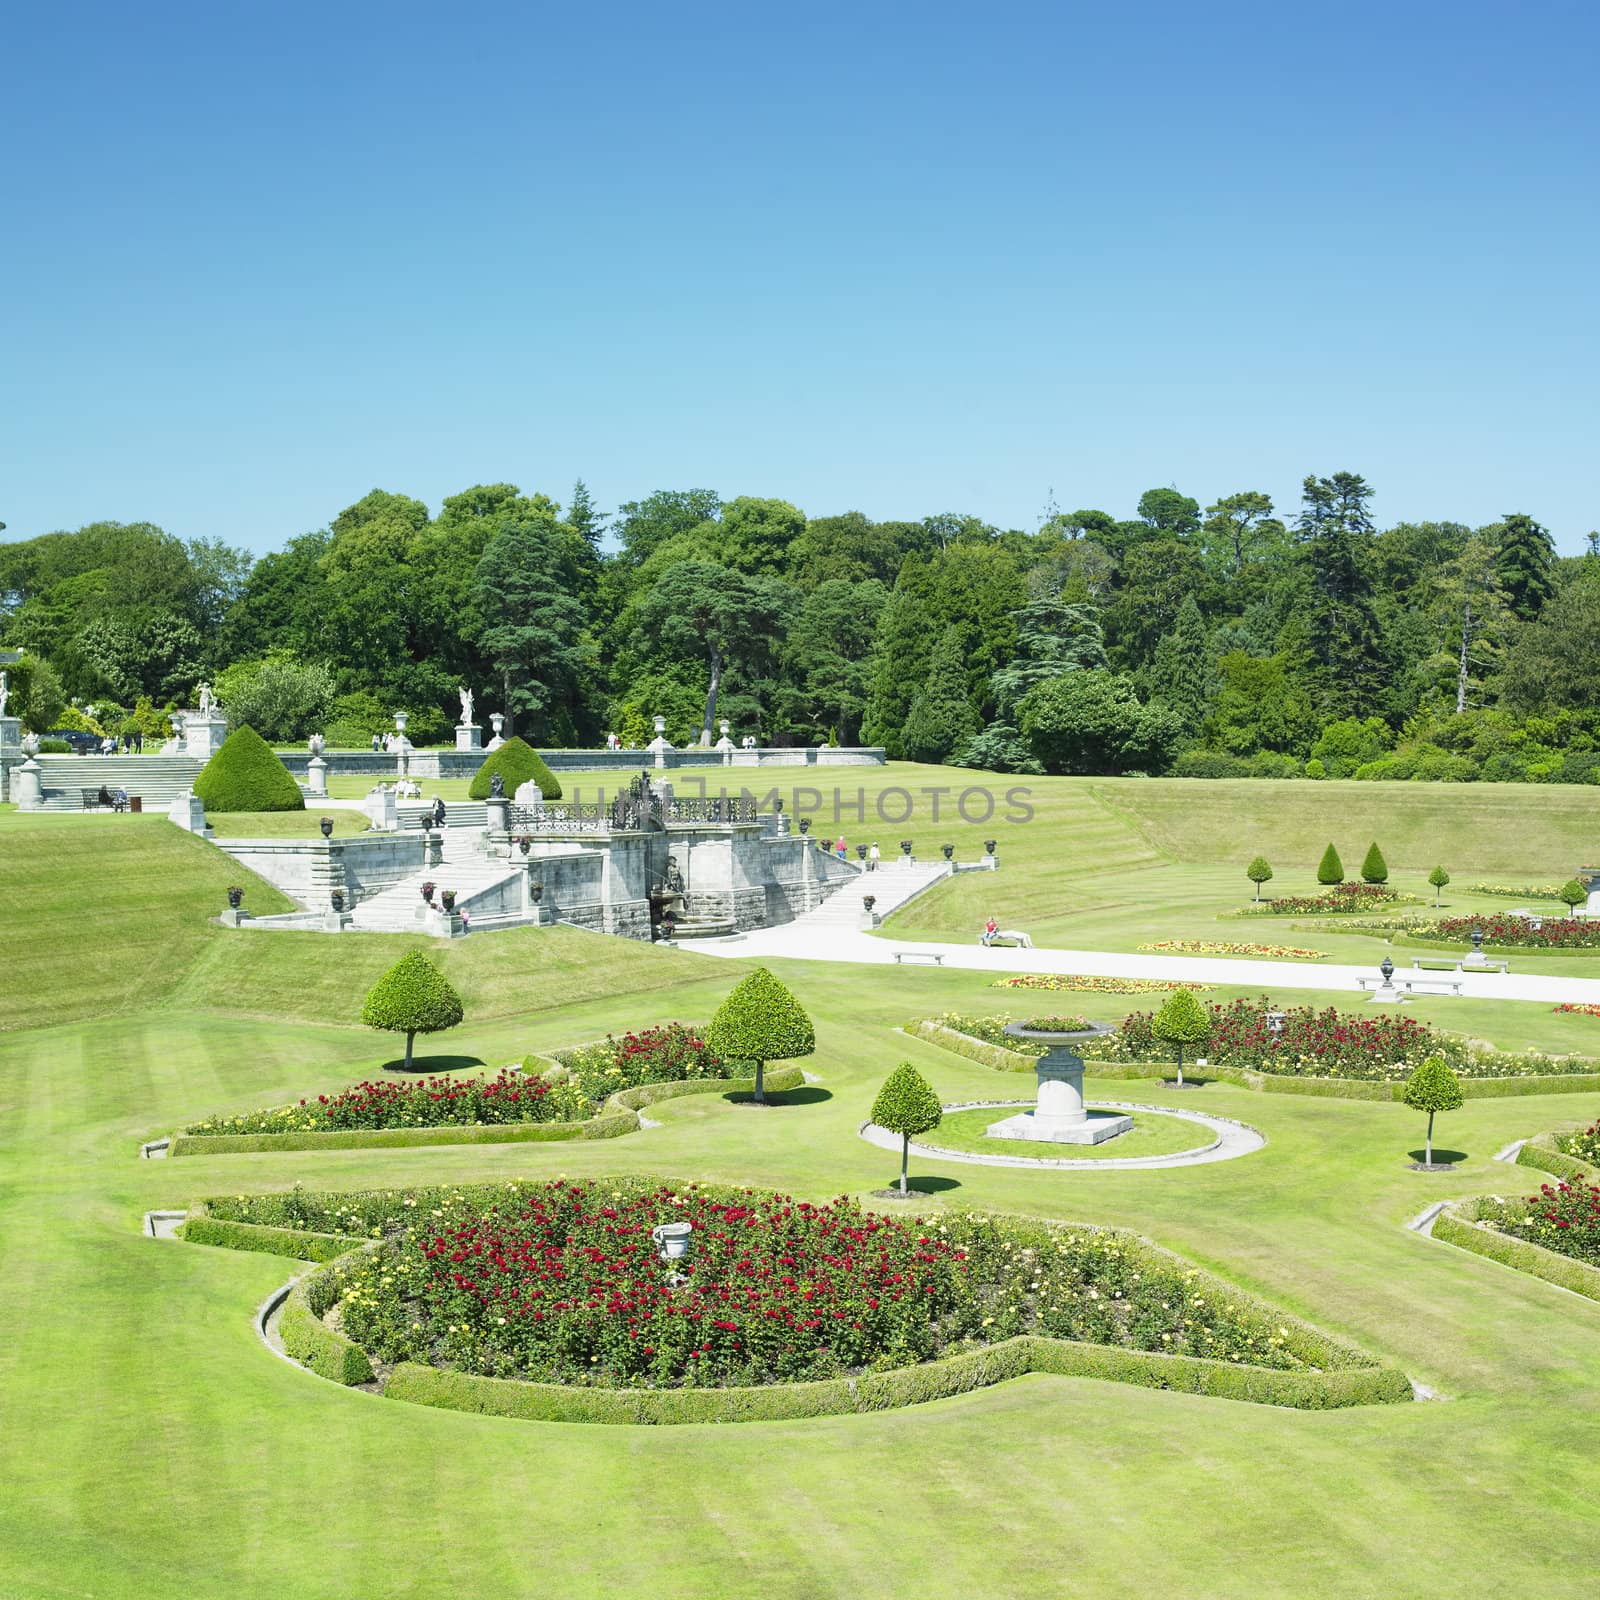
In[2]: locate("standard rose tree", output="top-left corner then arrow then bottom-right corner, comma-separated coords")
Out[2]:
1246,856 -> 1273,901
1427,865 -> 1450,907
706,966 -> 814,1105
360,950 -> 465,1070
1151,987 -> 1211,1087
1402,1055 -> 1463,1168
871,1062 -> 943,1195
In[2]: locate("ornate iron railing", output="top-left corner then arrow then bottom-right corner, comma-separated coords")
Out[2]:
665,795 -> 757,824
508,779 -> 757,833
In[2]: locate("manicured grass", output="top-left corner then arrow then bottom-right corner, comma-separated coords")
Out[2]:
206,810 -> 371,838
917,1104 -> 1215,1160
12,774 -> 1600,1596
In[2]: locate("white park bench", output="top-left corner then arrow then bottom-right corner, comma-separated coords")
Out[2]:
1412,956 -> 1510,975
893,950 -> 945,966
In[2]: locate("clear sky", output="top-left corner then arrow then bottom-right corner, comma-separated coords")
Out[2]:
4,0 -> 1597,553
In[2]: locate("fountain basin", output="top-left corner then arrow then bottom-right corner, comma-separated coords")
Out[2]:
990,1019 -> 1129,1146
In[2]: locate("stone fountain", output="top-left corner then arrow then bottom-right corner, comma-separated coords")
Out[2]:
988,1020 -> 1133,1145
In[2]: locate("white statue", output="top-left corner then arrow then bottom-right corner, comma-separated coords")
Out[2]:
458,685 -> 475,726
0,671 -> 8,718
196,682 -> 215,714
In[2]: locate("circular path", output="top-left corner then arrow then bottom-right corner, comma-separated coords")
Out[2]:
859,1099 -> 1266,1171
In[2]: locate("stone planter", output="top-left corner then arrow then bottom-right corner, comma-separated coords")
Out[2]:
988,1022 -> 1132,1146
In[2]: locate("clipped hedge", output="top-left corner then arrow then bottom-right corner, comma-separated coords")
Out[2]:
912,1020 -> 1600,1103
1516,1130 -> 1600,1184
193,724 -> 305,813
1431,1197 -> 1600,1303
180,1215 -> 360,1261
469,737 -> 561,801
384,1332 -> 1409,1425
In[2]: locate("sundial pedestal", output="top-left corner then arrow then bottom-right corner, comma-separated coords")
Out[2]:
988,1023 -> 1133,1146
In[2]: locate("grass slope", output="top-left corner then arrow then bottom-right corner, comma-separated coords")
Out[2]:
0,815 -> 295,1032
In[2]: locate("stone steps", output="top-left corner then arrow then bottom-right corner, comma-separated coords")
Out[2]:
32,755 -> 204,809
800,862 -> 950,924
349,852 -> 521,931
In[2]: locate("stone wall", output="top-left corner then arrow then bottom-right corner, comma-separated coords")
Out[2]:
217,834 -> 427,904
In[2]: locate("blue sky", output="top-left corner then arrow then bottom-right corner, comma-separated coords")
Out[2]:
4,0 -> 1597,553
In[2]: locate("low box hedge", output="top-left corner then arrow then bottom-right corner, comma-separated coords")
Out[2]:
166,1108 -> 640,1157
1515,1130 -> 1600,1184
383,1330 -> 1409,1425
179,1214 -> 360,1262
1431,1196 -> 1600,1303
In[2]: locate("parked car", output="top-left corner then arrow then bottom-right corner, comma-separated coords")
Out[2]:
44,729 -> 99,754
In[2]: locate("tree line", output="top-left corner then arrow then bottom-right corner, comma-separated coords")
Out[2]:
2,475 -> 1598,780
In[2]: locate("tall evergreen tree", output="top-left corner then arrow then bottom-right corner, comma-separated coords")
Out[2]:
861,559 -> 934,756
900,626 -> 979,763
1295,473 -> 1384,718
1148,591 -> 1208,729
1493,512 -> 1555,621
566,479 -> 608,553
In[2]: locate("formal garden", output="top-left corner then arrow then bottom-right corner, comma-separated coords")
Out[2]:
6,769 -> 1600,1598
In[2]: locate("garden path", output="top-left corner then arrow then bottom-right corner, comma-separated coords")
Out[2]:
699,924 -> 1600,1005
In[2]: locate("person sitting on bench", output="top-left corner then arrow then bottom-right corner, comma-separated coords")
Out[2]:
96,785 -> 114,809
113,786 -> 129,812
980,916 -> 999,946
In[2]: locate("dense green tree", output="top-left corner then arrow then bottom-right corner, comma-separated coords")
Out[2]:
1200,491 -> 1286,576
1019,670 -> 1183,775
900,626 -> 980,763
1135,486 -> 1202,537
1317,843 -> 1344,885
470,516 -> 595,742
1494,512 -> 1555,621
989,598 -> 1107,720
213,653 -> 336,741
612,488 -> 722,569
1360,841 -> 1388,884
1147,591 -> 1208,729
1401,1056 -> 1462,1166
705,967 -> 814,1105
361,951 -> 465,1071
780,579 -> 886,742
632,561 -> 792,744
1295,473 -> 1384,719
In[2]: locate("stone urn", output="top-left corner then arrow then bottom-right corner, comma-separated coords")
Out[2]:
308,734 -> 325,756
226,886 -> 244,910
319,816 -> 334,838
855,843 -> 868,860
441,889 -> 457,911
798,816 -> 811,834
421,881 -> 436,904
519,836 -> 531,856
900,839 -> 913,857
988,1020 -> 1132,1146
330,888 -> 345,912
530,881 -> 544,904
863,894 -> 876,913
941,842 -> 955,860
984,838 -> 998,856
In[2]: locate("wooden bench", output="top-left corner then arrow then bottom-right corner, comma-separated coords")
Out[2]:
893,950 -> 945,966
1413,956 -> 1509,975
1357,975 -> 1464,996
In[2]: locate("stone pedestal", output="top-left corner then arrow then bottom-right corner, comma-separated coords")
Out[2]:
485,795 -> 510,849
167,790 -> 211,834
364,785 -> 398,831
321,909 -> 353,933
988,1028 -> 1132,1146
455,723 -> 482,751
183,713 -> 227,760
218,907 -> 252,928
1368,983 -> 1404,1004
306,839 -> 346,910
305,756 -> 328,798
12,756 -> 44,811
425,828 -> 443,868
859,911 -> 881,931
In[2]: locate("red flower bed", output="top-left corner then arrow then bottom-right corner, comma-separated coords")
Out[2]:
321,1179 -> 1307,1387
1493,1180 -> 1600,1266
1436,914 -> 1600,949
186,1070 -> 572,1135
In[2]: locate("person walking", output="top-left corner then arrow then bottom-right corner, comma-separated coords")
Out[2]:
834,835 -> 847,860
433,797 -> 447,828
868,842 -> 880,872
371,732 -> 381,753
134,731 -> 143,753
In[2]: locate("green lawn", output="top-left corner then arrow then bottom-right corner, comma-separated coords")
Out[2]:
7,773 -> 1600,1598
915,1104 -> 1216,1160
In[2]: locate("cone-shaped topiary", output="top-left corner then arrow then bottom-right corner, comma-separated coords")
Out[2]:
360,950 -> 465,1070
1317,843 -> 1344,885
1401,1055 -> 1463,1166
1151,987 -> 1212,1087
469,737 -> 562,801
1427,864 -> 1450,907
1560,877 -> 1588,912
706,966 -> 815,1104
193,724 -> 305,813
871,1062 -> 943,1194
1246,856 -> 1273,901
1360,842 -> 1388,884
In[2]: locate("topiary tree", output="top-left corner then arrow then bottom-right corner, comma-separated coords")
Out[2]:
1317,843 -> 1344,885
360,950 -> 465,1070
1151,988 -> 1212,1087
1560,877 -> 1588,914
1402,1055 -> 1463,1166
1360,841 -> 1388,884
193,724 -> 305,813
1427,864 -> 1450,907
871,1062 -> 943,1195
468,736 -> 562,801
1246,856 -> 1274,901
706,966 -> 815,1104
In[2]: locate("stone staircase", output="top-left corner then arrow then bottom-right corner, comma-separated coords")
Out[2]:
348,839 -> 522,932
32,755 -> 203,810
798,859 -> 951,927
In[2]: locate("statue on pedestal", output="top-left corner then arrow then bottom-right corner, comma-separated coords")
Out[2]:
0,671 -> 9,718
197,682 -> 216,714
458,685 -> 475,726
